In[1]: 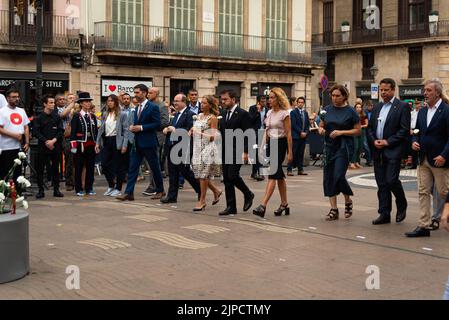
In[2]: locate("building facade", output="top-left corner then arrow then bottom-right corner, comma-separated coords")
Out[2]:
0,0 -> 325,113
312,0 -> 449,109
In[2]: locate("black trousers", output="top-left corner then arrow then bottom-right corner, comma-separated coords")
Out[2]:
252,133 -> 263,176
0,149 -> 22,188
374,157 -> 407,216
117,142 -> 131,191
167,148 -> 200,201
74,146 -> 96,193
289,138 -> 306,172
101,137 -> 121,190
222,163 -> 252,211
37,150 -> 60,192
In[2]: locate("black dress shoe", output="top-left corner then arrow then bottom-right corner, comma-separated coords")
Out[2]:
160,197 -> 177,204
372,215 -> 391,225
243,192 -> 255,212
396,210 -> 407,223
219,208 -> 237,216
53,190 -> 64,198
36,191 -> 45,199
405,227 -> 431,238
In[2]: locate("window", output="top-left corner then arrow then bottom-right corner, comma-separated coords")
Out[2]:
169,0 -> 196,53
323,1 -> 334,46
352,0 -> 382,43
111,0 -> 143,50
398,0 -> 430,38
325,53 -> 335,82
362,50 -> 374,80
408,47 -> 422,78
219,0 -> 243,57
266,0 -> 288,59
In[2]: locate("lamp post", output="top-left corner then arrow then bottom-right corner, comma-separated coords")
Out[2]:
370,64 -> 379,101
35,0 -> 43,114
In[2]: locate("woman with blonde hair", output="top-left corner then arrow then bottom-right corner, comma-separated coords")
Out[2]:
95,94 -> 129,197
191,95 -> 223,212
253,88 -> 293,218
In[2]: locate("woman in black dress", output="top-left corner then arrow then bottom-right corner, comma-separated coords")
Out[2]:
318,85 -> 361,221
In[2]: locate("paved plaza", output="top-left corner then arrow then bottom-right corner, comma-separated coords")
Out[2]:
1,166 -> 448,300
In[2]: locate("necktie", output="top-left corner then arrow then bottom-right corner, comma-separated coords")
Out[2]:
137,104 -> 143,119
227,110 -> 232,122
173,112 -> 180,127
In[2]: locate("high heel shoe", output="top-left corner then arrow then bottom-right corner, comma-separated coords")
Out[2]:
212,191 -> 223,206
274,204 -> 290,216
253,205 -> 266,218
193,204 -> 206,212
326,208 -> 339,221
345,202 -> 353,219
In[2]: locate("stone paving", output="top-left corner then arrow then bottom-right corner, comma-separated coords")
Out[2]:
0,165 -> 448,300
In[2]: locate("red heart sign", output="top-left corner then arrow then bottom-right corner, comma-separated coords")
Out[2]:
10,113 -> 23,125
109,85 -> 117,92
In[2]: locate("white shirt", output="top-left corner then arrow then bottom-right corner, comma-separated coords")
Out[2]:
376,97 -> 395,140
0,105 -> 30,151
411,110 -> 419,129
105,113 -> 117,137
174,106 -> 187,126
427,99 -> 443,127
226,105 -> 238,121
0,94 -> 7,109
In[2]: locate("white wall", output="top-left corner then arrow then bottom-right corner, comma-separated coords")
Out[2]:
291,0 -> 307,53
82,0 -> 106,39
149,0 -> 164,27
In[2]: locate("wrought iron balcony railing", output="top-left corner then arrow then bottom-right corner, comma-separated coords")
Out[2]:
0,10 -> 80,49
94,21 -> 326,65
313,21 -> 449,47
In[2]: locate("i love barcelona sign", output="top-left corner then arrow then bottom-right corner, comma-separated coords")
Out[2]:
101,79 -> 153,97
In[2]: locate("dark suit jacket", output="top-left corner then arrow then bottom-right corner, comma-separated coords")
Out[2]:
248,105 -> 268,131
413,101 -> 449,167
290,108 -> 310,140
133,100 -> 161,149
165,108 -> 194,148
367,98 -> 411,160
220,107 -> 251,156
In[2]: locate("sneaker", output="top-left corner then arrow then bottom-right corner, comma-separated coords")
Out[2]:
109,189 -> 122,197
104,188 -> 114,196
76,191 -> 86,197
142,187 -> 157,196
87,190 -> 96,196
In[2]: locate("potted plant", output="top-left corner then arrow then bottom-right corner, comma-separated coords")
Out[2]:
341,21 -> 350,43
429,11 -> 439,36
0,152 -> 30,215
150,37 -> 164,52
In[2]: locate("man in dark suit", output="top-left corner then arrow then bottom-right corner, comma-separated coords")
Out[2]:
219,90 -> 255,216
248,95 -> 268,181
117,84 -> 165,201
160,94 -> 201,204
406,79 -> 449,237
367,78 -> 411,225
288,96 -> 310,176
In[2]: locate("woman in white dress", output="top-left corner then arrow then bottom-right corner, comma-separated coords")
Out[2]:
191,95 -> 223,212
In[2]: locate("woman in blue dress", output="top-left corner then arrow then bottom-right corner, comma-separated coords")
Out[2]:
318,85 -> 361,221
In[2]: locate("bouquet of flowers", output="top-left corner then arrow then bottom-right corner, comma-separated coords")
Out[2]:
0,152 -> 31,215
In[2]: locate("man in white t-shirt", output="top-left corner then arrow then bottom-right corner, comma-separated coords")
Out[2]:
0,93 -> 7,109
0,88 -> 30,182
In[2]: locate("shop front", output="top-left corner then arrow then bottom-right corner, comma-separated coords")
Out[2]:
356,86 -> 375,103
399,85 -> 424,107
101,77 -> 153,107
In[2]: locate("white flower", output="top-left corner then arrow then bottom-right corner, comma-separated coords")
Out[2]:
320,110 -> 327,115
217,116 -> 223,120
23,200 -> 29,210
192,115 -> 198,121
253,144 -> 259,150
14,159 -> 22,166
413,129 -> 420,135
0,193 -> 5,201
17,176 -> 31,188
18,152 -> 26,160
16,197 -> 24,203
0,180 -> 5,187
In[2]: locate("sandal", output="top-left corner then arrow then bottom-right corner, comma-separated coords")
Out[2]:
345,202 -> 353,219
431,219 -> 440,231
326,208 -> 339,221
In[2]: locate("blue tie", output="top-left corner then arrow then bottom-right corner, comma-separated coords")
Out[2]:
173,112 -> 181,127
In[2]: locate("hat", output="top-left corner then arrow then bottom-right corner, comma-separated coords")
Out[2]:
76,92 -> 93,103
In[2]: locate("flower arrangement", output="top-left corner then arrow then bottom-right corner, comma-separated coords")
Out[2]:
319,110 -> 327,121
0,152 -> 30,215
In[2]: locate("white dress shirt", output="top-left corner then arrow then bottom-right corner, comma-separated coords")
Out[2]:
105,113 -> 117,137
427,99 -> 443,127
226,105 -> 238,121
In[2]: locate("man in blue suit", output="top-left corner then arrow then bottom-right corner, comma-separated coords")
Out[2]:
406,79 -> 449,237
367,78 -> 411,225
160,94 -> 201,204
288,97 -> 310,176
117,84 -> 165,201
248,95 -> 268,181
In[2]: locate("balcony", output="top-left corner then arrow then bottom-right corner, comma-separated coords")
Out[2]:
94,22 -> 326,68
0,10 -> 80,53
313,21 -> 449,49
